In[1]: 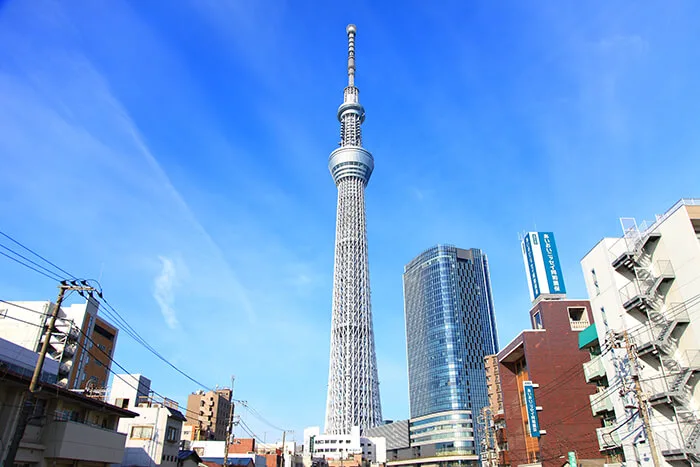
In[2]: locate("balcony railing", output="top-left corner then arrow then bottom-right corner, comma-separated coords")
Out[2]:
590,388 -> 614,415
570,319 -> 591,331
655,426 -> 700,461
597,426 -> 621,450
619,261 -> 675,310
644,350 -> 700,406
42,418 -> 127,464
633,304 -> 689,356
583,355 -> 606,382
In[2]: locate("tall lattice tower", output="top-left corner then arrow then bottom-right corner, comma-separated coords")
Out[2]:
324,24 -> 382,435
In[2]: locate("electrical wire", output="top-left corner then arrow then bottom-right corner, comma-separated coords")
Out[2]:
0,230 -> 76,278
498,293 -> 700,414
0,236 -> 215,392
96,294 -> 214,392
238,418 -> 272,447
0,310 -> 211,422
0,299 -> 273,426
0,250 -> 63,282
240,403 -> 287,432
486,296 -> 700,459
0,244 -> 65,281
0,235 -> 283,428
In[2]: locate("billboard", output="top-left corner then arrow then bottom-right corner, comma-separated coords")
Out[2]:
521,232 -> 566,302
523,381 -> 540,438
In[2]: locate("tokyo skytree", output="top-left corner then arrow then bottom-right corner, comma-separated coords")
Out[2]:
324,24 -> 382,435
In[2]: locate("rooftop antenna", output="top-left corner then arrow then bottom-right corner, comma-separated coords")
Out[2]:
346,24 -> 357,87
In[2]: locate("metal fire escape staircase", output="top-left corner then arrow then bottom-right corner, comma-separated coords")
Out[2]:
612,219 -> 700,462
39,312 -> 80,386
635,306 -> 690,357
646,351 -> 700,462
619,257 -> 675,313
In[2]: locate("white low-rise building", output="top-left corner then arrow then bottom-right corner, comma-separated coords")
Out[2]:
190,440 -> 266,467
303,426 -> 386,464
108,374 -> 187,467
580,198 -> 700,466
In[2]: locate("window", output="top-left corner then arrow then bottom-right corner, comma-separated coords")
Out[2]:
28,398 -> 47,426
93,324 -> 115,340
115,398 -> 129,409
166,426 -> 179,442
131,425 -> 154,439
601,307 -> 609,332
532,312 -> 543,329
568,306 -> 589,330
591,269 -> 600,295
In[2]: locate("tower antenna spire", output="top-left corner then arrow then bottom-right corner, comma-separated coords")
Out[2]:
346,24 -> 357,87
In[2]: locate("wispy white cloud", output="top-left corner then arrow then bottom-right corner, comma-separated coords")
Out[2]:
154,256 -> 179,329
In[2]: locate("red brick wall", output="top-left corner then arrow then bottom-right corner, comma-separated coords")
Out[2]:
230,438 -> 256,453
500,300 -> 602,467
264,453 -> 280,467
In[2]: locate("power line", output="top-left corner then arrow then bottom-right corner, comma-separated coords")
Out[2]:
0,230 -> 77,279
0,309 -> 209,421
0,238 -> 214,392
0,244 -> 66,281
0,233 -> 299,436
498,293 -> 700,414
240,403 -> 287,432
97,295 -> 214,392
0,298 -> 272,425
0,251 -> 62,282
239,417 -> 274,448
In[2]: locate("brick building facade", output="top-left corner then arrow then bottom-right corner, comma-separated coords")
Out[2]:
185,388 -> 233,440
493,300 -> 603,466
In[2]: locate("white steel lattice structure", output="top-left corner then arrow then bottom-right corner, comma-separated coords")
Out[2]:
324,24 -> 382,435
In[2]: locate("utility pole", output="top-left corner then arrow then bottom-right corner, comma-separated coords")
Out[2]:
622,330 -> 661,467
3,281 -> 94,466
223,376 -> 236,467
281,430 -> 287,467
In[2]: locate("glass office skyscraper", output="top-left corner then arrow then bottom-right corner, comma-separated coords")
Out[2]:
403,245 -> 499,458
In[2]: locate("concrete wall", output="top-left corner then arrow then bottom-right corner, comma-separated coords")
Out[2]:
0,336 -> 59,381
0,301 -> 48,350
118,405 -> 182,467
109,373 -> 151,409
42,419 -> 128,464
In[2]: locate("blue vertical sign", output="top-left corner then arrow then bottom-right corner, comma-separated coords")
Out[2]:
539,232 -> 566,295
523,234 -> 540,299
523,381 -> 540,438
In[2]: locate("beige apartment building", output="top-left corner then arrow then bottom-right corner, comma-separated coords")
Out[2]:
185,388 -> 233,441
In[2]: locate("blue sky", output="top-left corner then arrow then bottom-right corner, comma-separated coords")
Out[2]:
2,0 -> 700,442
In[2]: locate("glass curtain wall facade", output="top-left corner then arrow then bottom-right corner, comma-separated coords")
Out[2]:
403,245 -> 499,457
